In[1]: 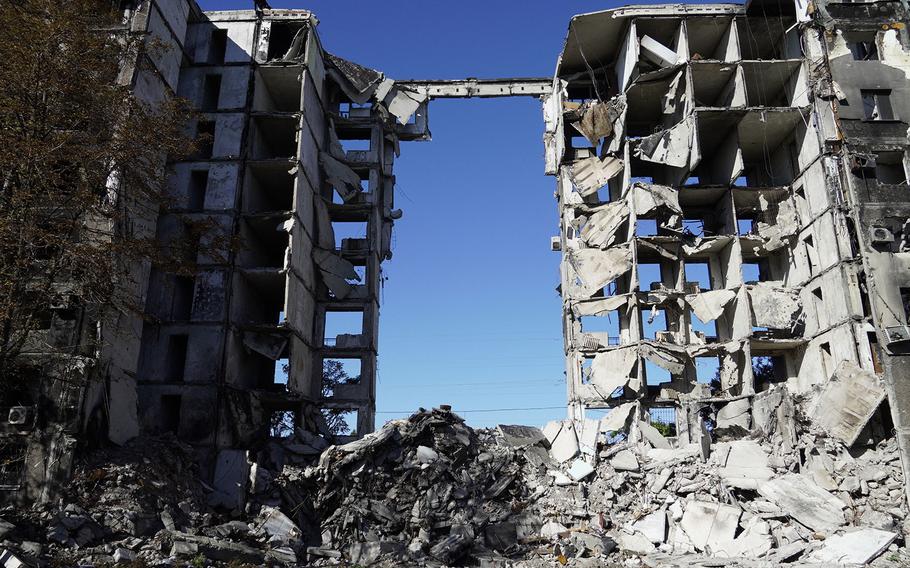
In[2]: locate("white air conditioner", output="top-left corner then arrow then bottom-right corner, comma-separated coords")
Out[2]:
8,407 -> 27,426
870,227 -> 894,244
550,236 -> 561,252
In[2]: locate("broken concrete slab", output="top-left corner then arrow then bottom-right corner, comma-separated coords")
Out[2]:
640,35 -> 682,68
747,284 -> 802,330
757,474 -> 846,532
611,449 -> 640,471
685,289 -> 736,324
569,155 -> 624,196
717,440 -> 774,490
579,200 -> 630,250
568,458 -> 595,481
497,424 -> 547,448
569,245 -> 633,299
806,528 -> 897,564
320,153 -> 363,202
600,402 -> 636,433
679,501 -> 740,553
811,360 -> 887,446
715,398 -> 751,430
634,117 -> 694,168
617,530 -> 657,555
632,510 -> 667,544
208,450 -> 249,510
639,420 -> 671,449
549,421 -> 579,463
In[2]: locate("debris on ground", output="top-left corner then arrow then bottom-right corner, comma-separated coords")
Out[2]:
1,387 -> 908,566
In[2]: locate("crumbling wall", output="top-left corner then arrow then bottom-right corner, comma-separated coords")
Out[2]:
548,0 -> 902,502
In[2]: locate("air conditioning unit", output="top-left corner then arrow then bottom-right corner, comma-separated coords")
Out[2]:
550,236 -> 561,251
8,407 -> 28,426
870,227 -> 894,244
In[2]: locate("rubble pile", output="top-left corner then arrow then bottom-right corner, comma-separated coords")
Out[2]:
301,407 -> 561,565
2,389 -> 910,566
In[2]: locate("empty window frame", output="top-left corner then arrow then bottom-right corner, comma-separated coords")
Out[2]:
580,312 -> 621,346
332,221 -> 369,251
195,120 -> 216,159
862,90 -> 895,121
645,405 -> 677,436
875,152 -> 909,185
270,410 -> 296,438
322,358 -> 361,396
323,409 -> 357,437
0,441 -> 27,488
209,28 -> 228,64
694,356 -> 720,384
752,354 -> 787,385
171,276 -> 195,320
644,360 -> 672,385
638,262 -> 664,291
684,262 -> 712,291
847,33 -> 879,61
166,334 -> 189,381
187,170 -> 208,211
323,311 -> 364,346
161,394 -> 181,433
201,73 -> 222,111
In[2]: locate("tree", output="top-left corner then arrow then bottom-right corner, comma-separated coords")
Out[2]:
321,360 -> 356,437
0,1 -> 201,392
269,359 -> 355,438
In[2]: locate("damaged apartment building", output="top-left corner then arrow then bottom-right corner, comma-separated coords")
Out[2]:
2,0 -> 550,502
548,0 -> 910,499
3,1 -> 432,502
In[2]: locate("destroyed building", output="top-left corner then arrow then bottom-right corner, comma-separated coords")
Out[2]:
0,1 -> 548,503
548,0 -> 910,502
4,0 -> 910,564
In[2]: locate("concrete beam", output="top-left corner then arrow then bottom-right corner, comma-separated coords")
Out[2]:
397,78 -> 551,99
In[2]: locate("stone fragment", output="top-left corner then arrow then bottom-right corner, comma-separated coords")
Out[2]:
807,528 -> 897,564
680,501 -> 740,553
568,458 -> 596,481
757,474 -> 846,532
632,510 -> 667,544
610,449 -> 640,471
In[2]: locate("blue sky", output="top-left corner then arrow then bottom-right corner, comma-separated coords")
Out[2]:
195,0 -> 680,428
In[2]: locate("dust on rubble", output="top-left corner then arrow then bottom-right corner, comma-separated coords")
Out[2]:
0,399 -> 908,567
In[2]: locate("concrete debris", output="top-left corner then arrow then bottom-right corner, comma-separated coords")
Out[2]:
686,289 -> 736,323
811,360 -> 887,446
757,474 -> 847,532
569,245 -> 633,298
747,283 -> 802,330
7,398 -> 908,567
578,200 -> 630,249
806,528 -> 898,564
630,182 -> 682,217
320,152 -> 363,202
640,35 -> 682,68
569,155 -> 624,196
635,117 -> 695,168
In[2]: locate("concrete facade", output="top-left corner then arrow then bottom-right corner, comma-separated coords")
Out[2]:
548,0 -> 910,497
